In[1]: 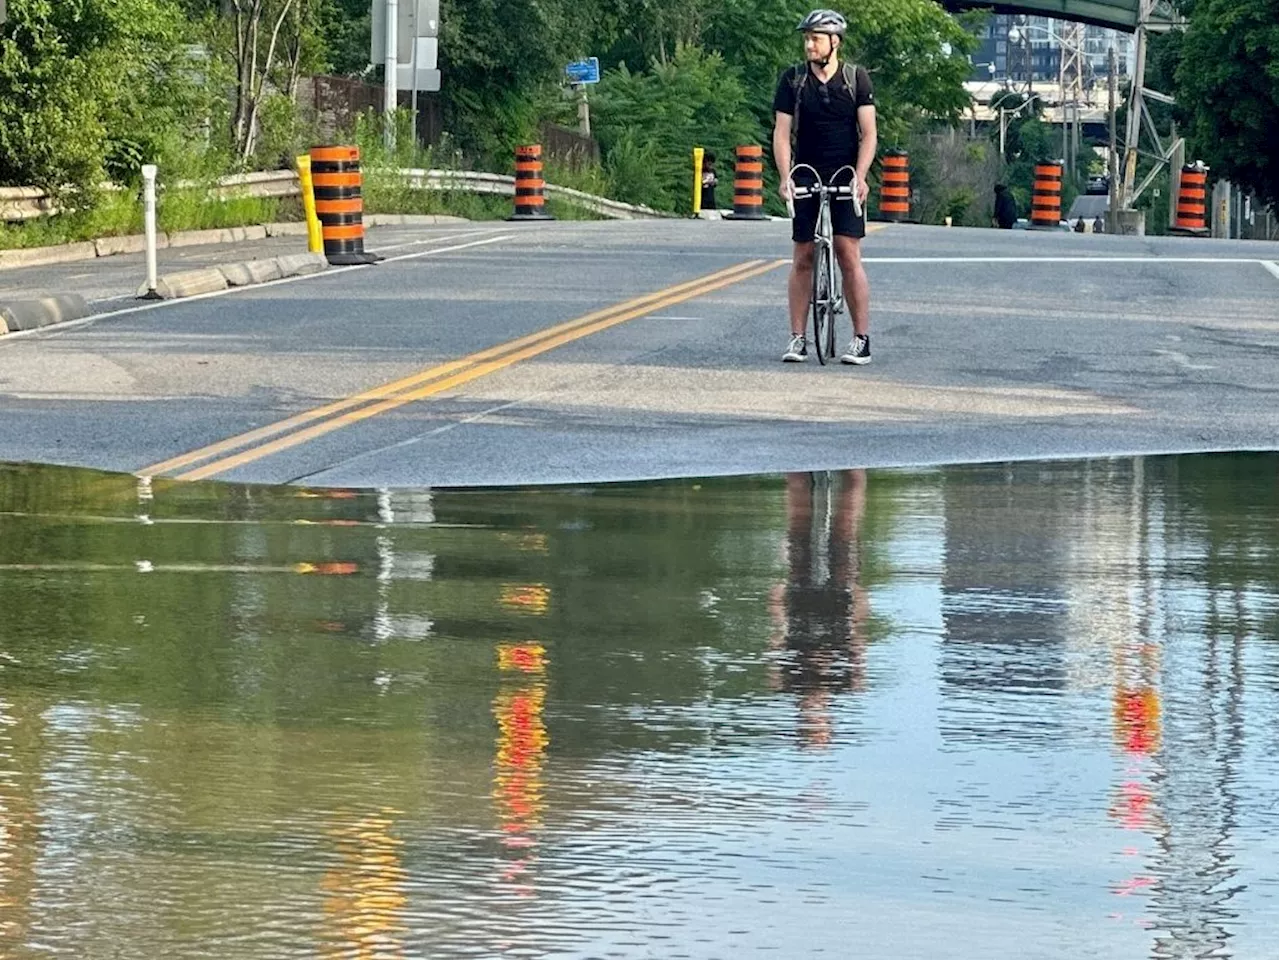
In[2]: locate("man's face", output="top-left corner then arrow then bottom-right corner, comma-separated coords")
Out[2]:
804,31 -> 838,62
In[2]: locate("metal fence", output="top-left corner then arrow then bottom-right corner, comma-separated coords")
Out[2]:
539,124 -> 600,169
303,75 -> 444,147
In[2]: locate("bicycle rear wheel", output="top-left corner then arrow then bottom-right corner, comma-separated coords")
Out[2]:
811,243 -> 832,365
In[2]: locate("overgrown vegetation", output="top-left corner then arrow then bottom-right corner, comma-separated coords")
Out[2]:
1,0 -> 1273,243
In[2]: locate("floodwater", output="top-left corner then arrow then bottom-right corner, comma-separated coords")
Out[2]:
0,454 -> 1275,959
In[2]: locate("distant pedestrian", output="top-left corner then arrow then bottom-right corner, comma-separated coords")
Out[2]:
993,183 -> 1017,229
1093,215 -> 1105,234
700,151 -> 718,211
1073,217 -> 1086,232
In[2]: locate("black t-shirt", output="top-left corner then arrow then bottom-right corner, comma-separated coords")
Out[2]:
773,63 -> 875,178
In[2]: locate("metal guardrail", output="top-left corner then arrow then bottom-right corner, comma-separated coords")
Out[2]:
0,168 -> 678,222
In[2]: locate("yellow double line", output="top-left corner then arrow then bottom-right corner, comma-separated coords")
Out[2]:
140,258 -> 786,482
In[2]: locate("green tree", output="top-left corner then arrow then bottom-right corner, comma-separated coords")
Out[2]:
436,0 -> 600,162
1151,0 -> 1277,206
593,43 -> 761,211
0,0 -> 197,198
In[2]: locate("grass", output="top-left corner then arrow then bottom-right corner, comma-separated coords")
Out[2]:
0,188 -> 288,251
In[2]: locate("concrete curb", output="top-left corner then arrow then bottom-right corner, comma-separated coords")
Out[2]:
0,242 -> 98,269
265,222 -> 309,237
364,214 -> 471,226
168,225 -> 269,249
0,295 -> 91,334
0,216 -> 474,271
141,252 -> 328,299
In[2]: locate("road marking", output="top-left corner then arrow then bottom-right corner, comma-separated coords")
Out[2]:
862,256 -> 1280,264
1260,260 -> 1280,279
366,228 -> 492,253
0,233 -> 513,343
140,259 -> 785,481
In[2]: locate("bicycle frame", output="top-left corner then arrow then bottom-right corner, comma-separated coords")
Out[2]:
788,164 -> 859,361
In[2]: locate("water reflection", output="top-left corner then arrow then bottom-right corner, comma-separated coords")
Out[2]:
493,643 -> 549,899
321,809 -> 408,959
768,470 -> 870,748
0,454 -> 1273,959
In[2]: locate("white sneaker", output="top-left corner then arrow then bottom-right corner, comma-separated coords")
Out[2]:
782,334 -> 808,362
840,335 -> 870,365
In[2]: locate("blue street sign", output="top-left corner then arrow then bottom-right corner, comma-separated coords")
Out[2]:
565,57 -> 600,85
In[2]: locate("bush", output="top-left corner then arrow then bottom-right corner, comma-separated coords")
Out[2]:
592,45 -> 762,214
0,0 -> 207,202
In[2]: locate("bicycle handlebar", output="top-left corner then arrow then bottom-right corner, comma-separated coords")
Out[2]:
786,164 -> 863,216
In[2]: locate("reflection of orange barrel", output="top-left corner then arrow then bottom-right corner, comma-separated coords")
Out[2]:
310,145 -> 378,265
1172,163 -> 1209,235
1030,159 -> 1064,229
725,145 -> 767,220
508,144 -> 554,221
879,149 -> 910,222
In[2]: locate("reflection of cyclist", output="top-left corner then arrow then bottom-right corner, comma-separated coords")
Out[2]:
768,470 -> 871,748
773,10 -> 878,366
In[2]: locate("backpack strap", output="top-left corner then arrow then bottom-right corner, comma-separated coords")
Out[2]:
841,62 -> 858,102
789,63 -> 808,143
791,61 -> 861,147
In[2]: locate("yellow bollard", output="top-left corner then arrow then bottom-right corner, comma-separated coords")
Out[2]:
692,147 -> 704,216
295,154 -> 324,254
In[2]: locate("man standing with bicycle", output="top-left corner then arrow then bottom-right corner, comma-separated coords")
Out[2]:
773,9 -> 878,364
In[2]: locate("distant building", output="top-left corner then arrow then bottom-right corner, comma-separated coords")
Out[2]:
969,15 -> 1135,88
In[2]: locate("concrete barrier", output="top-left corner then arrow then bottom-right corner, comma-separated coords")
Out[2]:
274,252 -> 329,277
219,259 -> 284,287
142,268 -> 229,299
155,253 -> 324,297
0,295 -> 91,334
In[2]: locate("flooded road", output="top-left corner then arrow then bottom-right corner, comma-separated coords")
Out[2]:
0,454 -> 1275,958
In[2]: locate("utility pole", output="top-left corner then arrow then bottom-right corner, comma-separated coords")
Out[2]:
383,0 -> 398,150
1108,45 -> 1119,224
578,86 -> 591,138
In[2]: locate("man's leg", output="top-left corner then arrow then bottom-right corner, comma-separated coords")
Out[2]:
788,242 -> 815,336
833,235 -> 869,337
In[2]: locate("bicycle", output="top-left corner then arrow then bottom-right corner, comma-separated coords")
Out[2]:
787,164 -> 861,365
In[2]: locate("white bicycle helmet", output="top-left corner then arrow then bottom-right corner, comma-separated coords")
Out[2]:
796,9 -> 847,35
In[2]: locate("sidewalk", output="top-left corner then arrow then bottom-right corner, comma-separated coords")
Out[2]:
0,217 -> 471,307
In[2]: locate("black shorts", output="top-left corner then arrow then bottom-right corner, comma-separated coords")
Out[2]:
791,193 -> 866,243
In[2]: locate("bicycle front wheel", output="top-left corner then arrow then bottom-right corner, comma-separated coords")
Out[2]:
811,243 -> 832,365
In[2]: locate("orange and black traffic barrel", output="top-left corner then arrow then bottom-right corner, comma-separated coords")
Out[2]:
1030,159 -> 1064,229
725,145 -> 767,220
1172,162 -> 1209,235
309,145 -> 379,265
508,145 -> 554,221
878,149 -> 910,222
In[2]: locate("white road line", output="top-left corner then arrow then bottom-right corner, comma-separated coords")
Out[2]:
370,228 -> 494,253
0,235 -> 514,344
1259,260 -> 1280,279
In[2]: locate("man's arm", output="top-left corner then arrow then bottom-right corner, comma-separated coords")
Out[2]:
855,104 -> 877,202
773,111 -> 793,199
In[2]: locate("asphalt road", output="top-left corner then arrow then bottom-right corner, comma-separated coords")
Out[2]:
0,219 -> 1275,487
